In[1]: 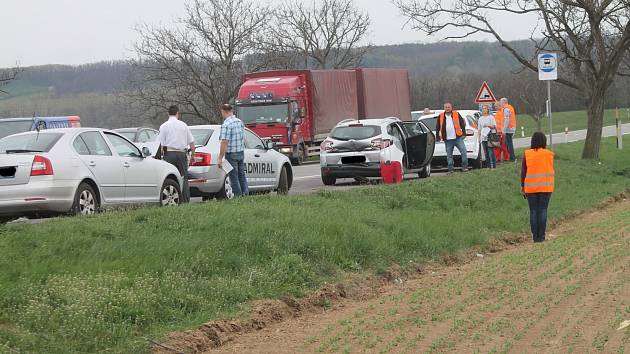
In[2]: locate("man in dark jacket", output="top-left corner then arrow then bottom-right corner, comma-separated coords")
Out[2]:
435,102 -> 469,175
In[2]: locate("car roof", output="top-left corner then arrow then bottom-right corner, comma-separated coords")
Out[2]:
189,125 -> 221,130
335,117 -> 400,127
114,127 -> 156,132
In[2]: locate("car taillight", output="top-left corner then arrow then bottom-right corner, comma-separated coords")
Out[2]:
31,155 -> 53,176
189,152 -> 212,166
321,139 -> 334,152
371,138 -> 392,149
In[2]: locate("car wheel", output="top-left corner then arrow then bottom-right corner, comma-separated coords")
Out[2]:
322,175 -> 336,186
418,164 -> 431,179
72,182 -> 99,216
216,176 -> 235,200
160,179 -> 181,206
277,166 -> 289,195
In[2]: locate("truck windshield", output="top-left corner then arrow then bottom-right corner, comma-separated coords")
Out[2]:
330,125 -> 382,141
0,120 -> 34,140
237,104 -> 289,124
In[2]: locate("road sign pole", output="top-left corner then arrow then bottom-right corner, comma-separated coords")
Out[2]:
617,107 -> 623,150
547,80 -> 553,149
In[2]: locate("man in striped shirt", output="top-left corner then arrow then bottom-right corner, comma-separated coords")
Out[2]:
218,104 -> 249,196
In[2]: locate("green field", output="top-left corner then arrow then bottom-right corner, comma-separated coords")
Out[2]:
517,108 -> 630,137
1,138 -> 629,353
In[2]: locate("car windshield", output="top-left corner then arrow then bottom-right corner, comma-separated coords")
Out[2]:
237,104 -> 289,124
330,125 -> 382,141
0,133 -> 62,154
190,129 -> 214,146
0,120 -> 33,139
117,131 -> 137,141
420,117 -> 438,131
411,112 -> 423,121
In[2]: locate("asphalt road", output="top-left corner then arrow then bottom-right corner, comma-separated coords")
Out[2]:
289,123 -> 630,195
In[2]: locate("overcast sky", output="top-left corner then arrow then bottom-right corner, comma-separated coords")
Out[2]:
1,0 -> 538,68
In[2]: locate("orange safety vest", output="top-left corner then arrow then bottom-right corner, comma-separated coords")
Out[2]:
495,109 -> 505,132
439,111 -> 463,138
507,104 -> 517,130
524,148 -> 555,193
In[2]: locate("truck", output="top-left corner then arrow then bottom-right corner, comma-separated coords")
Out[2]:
235,68 -> 412,165
0,116 -> 81,140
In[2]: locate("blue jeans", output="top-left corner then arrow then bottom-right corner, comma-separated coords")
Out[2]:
445,137 -> 468,172
225,151 -> 249,197
527,193 -> 551,242
505,133 -> 516,161
482,141 -> 496,168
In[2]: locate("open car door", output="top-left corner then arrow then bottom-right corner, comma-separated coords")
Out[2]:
396,121 -> 435,170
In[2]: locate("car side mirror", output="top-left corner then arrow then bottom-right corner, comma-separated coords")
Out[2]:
142,147 -> 151,158
263,139 -> 275,150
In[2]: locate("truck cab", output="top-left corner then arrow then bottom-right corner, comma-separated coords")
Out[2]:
0,116 -> 81,140
236,74 -> 309,165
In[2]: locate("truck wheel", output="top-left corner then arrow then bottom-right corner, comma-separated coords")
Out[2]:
322,175 -> 336,186
72,182 -> 100,216
216,177 -> 235,200
292,144 -> 307,166
418,164 -> 431,179
277,166 -> 289,195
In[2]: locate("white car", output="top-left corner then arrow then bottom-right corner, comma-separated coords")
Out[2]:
187,125 -> 293,200
418,110 -> 483,169
0,128 -> 183,220
114,127 -> 161,156
320,118 -> 435,185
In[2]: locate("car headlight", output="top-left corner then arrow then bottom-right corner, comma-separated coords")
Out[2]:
279,147 -> 293,153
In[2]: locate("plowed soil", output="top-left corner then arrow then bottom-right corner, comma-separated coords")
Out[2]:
162,199 -> 630,354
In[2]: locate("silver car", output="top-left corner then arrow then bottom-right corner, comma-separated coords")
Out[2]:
0,128 -> 183,219
188,125 -> 293,200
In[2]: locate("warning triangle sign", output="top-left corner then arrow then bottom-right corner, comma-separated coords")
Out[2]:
474,81 -> 497,104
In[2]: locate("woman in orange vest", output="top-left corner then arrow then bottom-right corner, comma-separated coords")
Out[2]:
521,132 -> 555,243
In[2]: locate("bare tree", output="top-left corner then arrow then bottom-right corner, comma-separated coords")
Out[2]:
0,67 -> 22,95
268,0 -> 372,69
396,0 -> 630,159
123,0 -> 272,123
516,72 -> 547,132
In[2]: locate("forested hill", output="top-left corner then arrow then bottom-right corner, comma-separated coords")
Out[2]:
1,40 -> 530,98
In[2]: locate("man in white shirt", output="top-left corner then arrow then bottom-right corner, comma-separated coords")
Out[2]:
435,102 -> 469,175
158,105 -> 195,203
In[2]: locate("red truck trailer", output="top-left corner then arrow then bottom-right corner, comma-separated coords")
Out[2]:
235,68 -> 411,165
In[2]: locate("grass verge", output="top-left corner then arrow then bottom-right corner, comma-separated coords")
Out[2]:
518,108 -> 630,137
1,137 -> 629,353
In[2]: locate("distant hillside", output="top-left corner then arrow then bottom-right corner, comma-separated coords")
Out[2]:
362,40 -> 531,75
0,41 -> 533,98
1,40 -> 628,128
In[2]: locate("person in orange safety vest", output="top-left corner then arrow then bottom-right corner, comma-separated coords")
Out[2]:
435,102 -> 469,175
500,97 -> 517,161
521,132 -> 555,243
493,101 -> 510,163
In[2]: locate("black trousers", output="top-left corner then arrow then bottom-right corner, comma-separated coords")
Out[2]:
164,151 -> 190,203
526,192 -> 551,242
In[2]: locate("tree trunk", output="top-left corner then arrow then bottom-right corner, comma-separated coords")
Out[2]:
581,93 -> 606,159
536,117 -> 542,132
